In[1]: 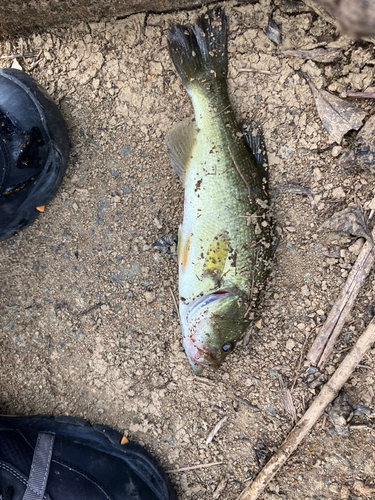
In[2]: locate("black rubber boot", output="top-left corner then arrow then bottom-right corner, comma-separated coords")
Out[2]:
0,69 -> 69,242
0,415 -> 176,500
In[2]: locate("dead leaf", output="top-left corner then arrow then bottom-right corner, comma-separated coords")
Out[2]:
282,47 -> 342,63
254,440 -> 269,467
340,115 -> 375,174
302,73 -> 366,143
319,204 -> 372,243
278,374 -> 297,422
213,479 -> 227,499
326,391 -> 353,437
265,19 -> 281,45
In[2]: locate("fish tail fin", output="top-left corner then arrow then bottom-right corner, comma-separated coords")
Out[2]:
167,7 -> 227,91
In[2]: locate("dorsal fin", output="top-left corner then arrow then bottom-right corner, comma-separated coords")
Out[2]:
165,117 -> 197,182
242,122 -> 269,189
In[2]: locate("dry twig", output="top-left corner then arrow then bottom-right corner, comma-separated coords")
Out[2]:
166,461 -> 222,473
234,395 -> 259,410
205,416 -> 228,445
169,286 -> 180,321
213,478 -> 227,499
236,68 -> 273,76
346,91 -> 375,99
236,317 -> 375,500
228,145 -> 251,199
307,228 -> 375,368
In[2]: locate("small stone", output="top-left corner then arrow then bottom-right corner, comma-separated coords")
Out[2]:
314,168 -> 323,181
145,291 -> 156,303
317,309 -> 325,316
11,59 -> 22,71
332,146 -> 342,157
348,238 -> 364,255
286,339 -> 295,350
340,485 -> 350,500
285,226 -> 296,232
121,144 -> 131,157
3,320 -> 14,332
332,186 -> 345,199
72,202 -> 78,211
301,285 -> 310,296
254,319 -> 262,329
154,218 -> 162,229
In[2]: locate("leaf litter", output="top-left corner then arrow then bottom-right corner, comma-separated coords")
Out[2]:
301,72 -> 367,143
340,115 -> 375,174
318,204 -> 372,242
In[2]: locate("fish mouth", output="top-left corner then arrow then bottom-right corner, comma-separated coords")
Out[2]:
182,330 -> 220,375
188,345 -> 220,375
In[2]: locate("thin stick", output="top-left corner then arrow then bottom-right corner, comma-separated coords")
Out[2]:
234,395 -> 259,410
0,52 -> 37,60
346,91 -> 375,99
307,229 -> 375,368
205,416 -> 228,445
166,461 -> 223,473
75,302 -> 103,317
236,68 -> 273,76
228,145 -> 252,199
236,317 -> 375,500
169,286 -> 180,321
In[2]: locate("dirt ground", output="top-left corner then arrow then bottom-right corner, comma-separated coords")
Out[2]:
1,1 -> 375,498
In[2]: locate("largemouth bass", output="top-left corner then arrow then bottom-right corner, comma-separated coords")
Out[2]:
166,8 -> 271,375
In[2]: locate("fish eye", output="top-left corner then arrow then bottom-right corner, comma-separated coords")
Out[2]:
222,341 -> 234,352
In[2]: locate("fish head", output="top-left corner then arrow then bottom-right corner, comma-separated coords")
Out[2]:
181,289 -> 248,375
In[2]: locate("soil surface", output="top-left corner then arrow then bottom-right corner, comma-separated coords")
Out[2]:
1,1 -> 375,499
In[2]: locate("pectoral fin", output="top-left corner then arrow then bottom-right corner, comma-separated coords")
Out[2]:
165,117 -> 197,182
202,233 -> 230,281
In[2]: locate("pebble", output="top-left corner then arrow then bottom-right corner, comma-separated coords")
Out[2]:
286,339 -> 295,350
348,238 -> 364,255
254,319 -> 262,329
145,291 -> 156,303
332,186 -> 345,199
332,146 -> 342,157
3,320 -> 14,332
314,167 -> 323,181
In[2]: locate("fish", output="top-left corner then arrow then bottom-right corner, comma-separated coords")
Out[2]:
166,8 -> 271,375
